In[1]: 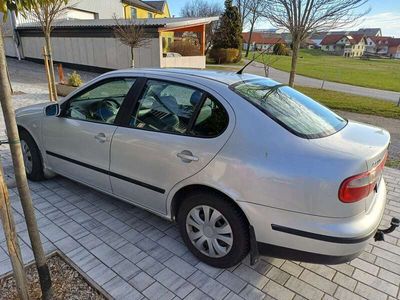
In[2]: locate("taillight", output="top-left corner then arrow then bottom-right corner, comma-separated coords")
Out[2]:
339,152 -> 387,203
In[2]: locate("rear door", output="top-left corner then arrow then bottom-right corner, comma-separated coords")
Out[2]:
109,77 -> 235,214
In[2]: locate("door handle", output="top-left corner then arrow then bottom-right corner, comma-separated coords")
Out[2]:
94,133 -> 107,143
177,150 -> 199,163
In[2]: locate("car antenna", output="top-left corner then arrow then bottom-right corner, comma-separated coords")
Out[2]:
236,49 -> 268,75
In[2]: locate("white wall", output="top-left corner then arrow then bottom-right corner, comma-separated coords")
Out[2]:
161,56 -> 206,69
19,36 -> 161,69
68,0 -> 124,19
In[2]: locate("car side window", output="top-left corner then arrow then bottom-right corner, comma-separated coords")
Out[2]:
191,97 -> 229,137
130,80 -> 203,134
65,78 -> 135,124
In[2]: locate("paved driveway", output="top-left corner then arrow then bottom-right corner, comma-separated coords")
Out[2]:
0,146 -> 399,300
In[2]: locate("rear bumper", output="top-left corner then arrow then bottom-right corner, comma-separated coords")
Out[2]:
257,242 -> 362,265
239,178 -> 387,263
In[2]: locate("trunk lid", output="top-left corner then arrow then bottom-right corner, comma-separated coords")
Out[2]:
310,120 -> 390,212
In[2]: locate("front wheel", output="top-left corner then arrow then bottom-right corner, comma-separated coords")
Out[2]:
19,130 -> 45,181
177,192 -> 249,268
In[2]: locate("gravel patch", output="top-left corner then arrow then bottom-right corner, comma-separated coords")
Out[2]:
0,254 -> 107,300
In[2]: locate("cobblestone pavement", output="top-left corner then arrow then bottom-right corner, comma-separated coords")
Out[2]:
1,58 -> 400,300
0,149 -> 400,300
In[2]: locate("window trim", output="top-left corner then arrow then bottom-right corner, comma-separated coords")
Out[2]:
120,77 -> 230,139
59,77 -> 139,126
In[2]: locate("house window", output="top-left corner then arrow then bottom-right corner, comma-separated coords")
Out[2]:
131,7 -> 137,19
148,12 -> 153,18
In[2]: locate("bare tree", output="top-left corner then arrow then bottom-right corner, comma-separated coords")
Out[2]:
244,0 -> 267,57
1,2 -> 54,299
262,0 -> 370,87
28,0 -> 70,101
113,16 -> 150,68
235,0 -> 251,28
181,0 -> 223,55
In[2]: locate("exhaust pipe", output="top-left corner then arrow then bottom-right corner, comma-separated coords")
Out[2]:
374,217 -> 400,241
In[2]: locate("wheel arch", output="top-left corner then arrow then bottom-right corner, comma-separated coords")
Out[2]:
170,184 -> 250,226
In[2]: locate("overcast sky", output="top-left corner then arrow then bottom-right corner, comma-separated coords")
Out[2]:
168,0 -> 400,37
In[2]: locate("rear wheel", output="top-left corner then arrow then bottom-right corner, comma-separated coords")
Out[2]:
19,130 -> 45,181
177,191 -> 249,268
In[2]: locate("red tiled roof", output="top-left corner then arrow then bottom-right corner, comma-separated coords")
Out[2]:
320,34 -> 344,45
368,36 -> 392,45
348,34 -> 365,44
242,32 -> 286,45
388,38 -> 400,47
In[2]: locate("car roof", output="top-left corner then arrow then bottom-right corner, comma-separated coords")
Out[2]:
106,68 -> 279,87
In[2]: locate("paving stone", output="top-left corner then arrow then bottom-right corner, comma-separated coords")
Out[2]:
353,269 -> 398,297
351,258 -> 380,276
299,263 -> 336,280
129,271 -> 155,292
188,270 -> 230,300
224,291 -> 244,300
332,271 -> 357,291
77,233 -> 103,250
377,268 -> 400,286
86,263 -> 117,286
233,264 -> 269,289
103,276 -> 143,300
184,288 -> 212,300
164,255 -> 197,279
285,276 -> 324,300
54,236 -> 80,254
263,279 -> 295,300
281,261 -> 304,277
195,261 -> 224,278
216,270 -> 247,294
157,235 -> 187,256
334,286 -> 366,300
112,259 -> 141,281
143,282 -> 175,300
299,269 -> 338,295
136,256 -> 165,276
154,268 -> 195,298
354,282 -> 388,300
117,242 -> 147,263
91,244 -> 125,268
239,284 -> 266,300
265,266 -> 291,285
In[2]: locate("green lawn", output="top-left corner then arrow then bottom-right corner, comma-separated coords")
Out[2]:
248,49 -> 400,92
297,86 -> 400,119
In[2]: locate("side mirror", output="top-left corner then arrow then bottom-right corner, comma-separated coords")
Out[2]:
45,103 -> 60,117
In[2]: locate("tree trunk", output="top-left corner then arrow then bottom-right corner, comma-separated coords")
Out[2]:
45,33 -> 57,101
245,21 -> 255,58
289,39 -> 300,87
0,162 -> 29,300
0,26 -> 54,300
130,47 -> 135,68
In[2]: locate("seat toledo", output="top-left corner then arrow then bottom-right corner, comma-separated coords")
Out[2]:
16,69 -> 391,268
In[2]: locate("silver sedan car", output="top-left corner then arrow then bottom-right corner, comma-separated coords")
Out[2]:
16,69 -> 391,268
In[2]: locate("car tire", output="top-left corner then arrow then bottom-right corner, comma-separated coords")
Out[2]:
19,130 -> 45,181
177,191 -> 249,268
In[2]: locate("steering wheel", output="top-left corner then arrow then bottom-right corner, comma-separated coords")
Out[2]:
99,98 -> 120,123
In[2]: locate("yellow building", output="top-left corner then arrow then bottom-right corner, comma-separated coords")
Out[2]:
122,0 -> 171,19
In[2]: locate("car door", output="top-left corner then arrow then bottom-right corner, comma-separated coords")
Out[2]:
109,77 -> 235,214
42,77 -> 137,192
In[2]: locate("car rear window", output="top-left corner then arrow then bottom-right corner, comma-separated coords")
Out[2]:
231,78 -> 347,139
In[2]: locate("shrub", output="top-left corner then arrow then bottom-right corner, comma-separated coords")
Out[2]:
68,71 -> 83,87
209,48 -> 240,64
168,41 -> 201,56
273,43 -> 290,56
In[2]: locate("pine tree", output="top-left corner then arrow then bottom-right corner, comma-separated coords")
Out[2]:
212,0 -> 242,50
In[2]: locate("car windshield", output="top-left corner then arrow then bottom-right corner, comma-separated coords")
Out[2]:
231,78 -> 347,138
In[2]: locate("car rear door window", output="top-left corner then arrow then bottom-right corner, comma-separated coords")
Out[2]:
64,78 -> 135,124
191,97 -> 229,137
129,80 -> 204,134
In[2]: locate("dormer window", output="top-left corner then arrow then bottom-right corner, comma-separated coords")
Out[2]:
148,12 -> 153,18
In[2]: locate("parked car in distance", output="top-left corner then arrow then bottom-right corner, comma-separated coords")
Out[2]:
16,69 -> 390,268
